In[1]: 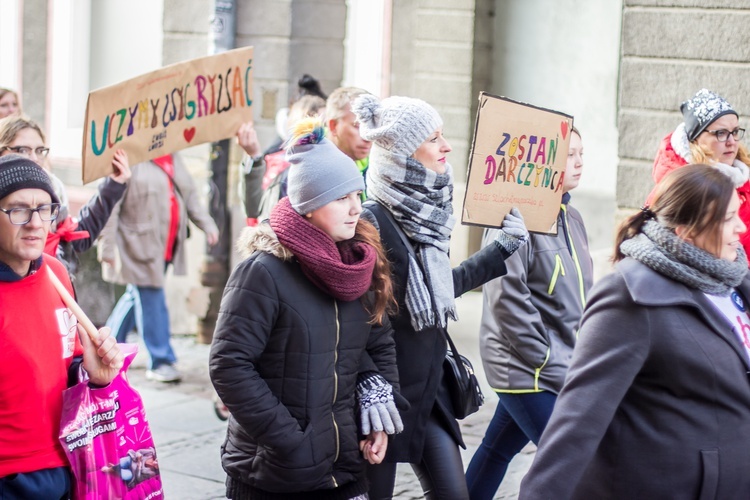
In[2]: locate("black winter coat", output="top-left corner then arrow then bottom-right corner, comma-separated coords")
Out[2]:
364,203 -> 508,463
209,225 -> 399,496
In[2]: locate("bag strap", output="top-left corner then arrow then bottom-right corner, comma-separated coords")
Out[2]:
364,200 -> 416,258
364,200 -> 468,373
153,156 -> 185,200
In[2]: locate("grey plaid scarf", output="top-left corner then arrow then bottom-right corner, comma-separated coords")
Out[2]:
620,220 -> 747,296
366,146 -> 457,330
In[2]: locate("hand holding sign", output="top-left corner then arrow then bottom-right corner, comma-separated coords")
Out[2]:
462,92 -> 573,234
494,207 -> 529,255
110,149 -> 131,184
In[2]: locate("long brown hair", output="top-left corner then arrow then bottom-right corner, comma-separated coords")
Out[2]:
353,218 -> 396,325
613,164 -> 735,262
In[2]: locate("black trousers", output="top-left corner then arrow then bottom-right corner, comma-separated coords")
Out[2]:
367,410 -> 469,500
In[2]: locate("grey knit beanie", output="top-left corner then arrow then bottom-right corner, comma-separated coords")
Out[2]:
286,122 -> 364,215
0,153 -> 59,204
681,89 -> 738,142
352,94 -> 443,157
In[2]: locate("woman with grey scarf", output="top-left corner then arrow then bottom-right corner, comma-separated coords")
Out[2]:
520,164 -> 750,500
352,94 -> 528,500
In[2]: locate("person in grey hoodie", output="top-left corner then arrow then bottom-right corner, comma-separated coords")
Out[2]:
465,127 -> 593,500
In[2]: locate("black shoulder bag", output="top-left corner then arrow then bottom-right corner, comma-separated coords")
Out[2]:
364,201 -> 484,419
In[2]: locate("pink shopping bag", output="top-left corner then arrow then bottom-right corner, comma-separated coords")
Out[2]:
59,344 -> 164,500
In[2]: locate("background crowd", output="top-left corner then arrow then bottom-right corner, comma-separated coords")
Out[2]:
2,76 -> 750,500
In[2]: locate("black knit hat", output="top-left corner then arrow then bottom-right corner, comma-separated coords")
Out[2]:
680,89 -> 738,142
0,154 -> 60,204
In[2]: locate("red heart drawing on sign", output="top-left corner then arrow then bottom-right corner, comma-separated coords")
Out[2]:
560,121 -> 568,139
184,127 -> 196,143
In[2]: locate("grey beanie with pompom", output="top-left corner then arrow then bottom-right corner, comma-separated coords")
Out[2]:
285,120 -> 364,215
352,94 -> 443,157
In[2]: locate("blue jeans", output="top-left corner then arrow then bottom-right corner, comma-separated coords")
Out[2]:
107,284 -> 176,369
465,391 -> 557,500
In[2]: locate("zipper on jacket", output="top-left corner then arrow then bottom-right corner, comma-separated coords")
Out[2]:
533,347 -> 551,391
548,254 -> 565,295
331,301 -> 340,486
561,204 -> 587,307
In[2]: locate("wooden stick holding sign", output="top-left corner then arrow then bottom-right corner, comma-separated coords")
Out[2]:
47,267 -> 99,344
462,92 -> 573,234
81,46 -> 254,184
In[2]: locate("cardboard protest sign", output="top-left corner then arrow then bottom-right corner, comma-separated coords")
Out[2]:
462,92 -> 573,234
82,46 -> 254,184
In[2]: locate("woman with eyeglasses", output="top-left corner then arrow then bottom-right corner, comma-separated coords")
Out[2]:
0,115 -> 130,277
650,88 -> 750,258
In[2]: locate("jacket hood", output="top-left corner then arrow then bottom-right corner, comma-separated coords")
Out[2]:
236,223 -> 294,261
654,123 -> 749,188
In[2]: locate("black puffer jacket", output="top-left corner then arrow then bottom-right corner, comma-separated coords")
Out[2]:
209,224 -> 399,497
363,203 -> 508,463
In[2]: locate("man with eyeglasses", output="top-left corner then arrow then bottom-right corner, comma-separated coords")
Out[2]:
0,154 -> 123,498
650,88 -> 750,260
0,115 -> 132,280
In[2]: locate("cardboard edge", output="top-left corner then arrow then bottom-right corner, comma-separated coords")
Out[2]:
461,92 -> 497,226
81,93 -> 94,185
479,92 -> 574,121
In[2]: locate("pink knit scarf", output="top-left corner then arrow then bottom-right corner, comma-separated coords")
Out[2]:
270,197 -> 376,301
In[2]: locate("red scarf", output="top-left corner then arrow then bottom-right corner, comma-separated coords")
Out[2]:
44,217 -> 90,256
152,155 -> 180,262
270,197 -> 375,301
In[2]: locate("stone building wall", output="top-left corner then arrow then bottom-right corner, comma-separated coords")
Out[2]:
617,0 -> 750,213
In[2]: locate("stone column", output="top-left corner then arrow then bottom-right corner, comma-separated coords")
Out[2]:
21,0 -> 49,125
390,0 -> 485,261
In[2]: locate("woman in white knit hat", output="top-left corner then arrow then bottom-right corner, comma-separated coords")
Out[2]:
210,119 -> 404,500
352,95 -> 529,499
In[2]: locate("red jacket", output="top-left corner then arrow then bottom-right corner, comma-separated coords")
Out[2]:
649,132 -> 750,258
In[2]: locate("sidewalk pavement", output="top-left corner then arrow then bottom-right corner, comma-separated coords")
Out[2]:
126,290 -> 534,499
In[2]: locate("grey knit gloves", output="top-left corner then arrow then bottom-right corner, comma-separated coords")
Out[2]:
356,373 -> 403,435
494,207 -> 529,256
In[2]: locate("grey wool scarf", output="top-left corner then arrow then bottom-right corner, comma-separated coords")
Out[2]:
366,147 -> 457,330
620,220 -> 747,296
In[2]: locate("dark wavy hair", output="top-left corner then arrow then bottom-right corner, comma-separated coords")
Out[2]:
297,74 -> 327,100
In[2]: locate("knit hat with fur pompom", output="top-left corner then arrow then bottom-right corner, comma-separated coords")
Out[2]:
285,118 -> 364,215
352,94 -> 443,157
